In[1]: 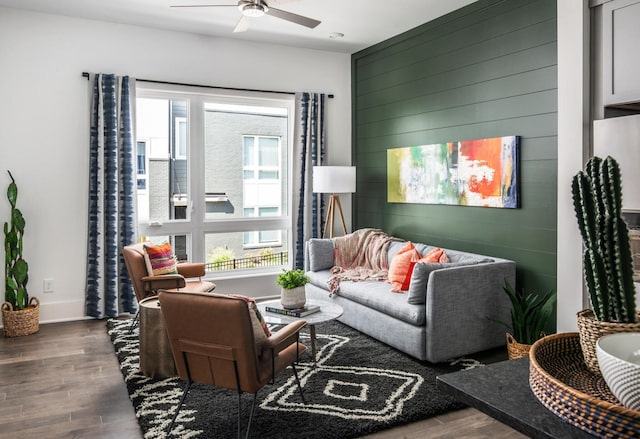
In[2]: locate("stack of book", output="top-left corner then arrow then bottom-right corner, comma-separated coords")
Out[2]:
265,303 -> 320,317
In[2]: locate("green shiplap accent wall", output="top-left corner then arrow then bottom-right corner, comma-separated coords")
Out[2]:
352,0 -> 557,308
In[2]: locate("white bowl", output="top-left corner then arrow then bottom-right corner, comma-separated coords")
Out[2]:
596,332 -> 640,411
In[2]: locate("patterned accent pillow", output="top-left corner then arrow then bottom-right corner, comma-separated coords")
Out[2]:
143,242 -> 178,276
388,241 -> 421,292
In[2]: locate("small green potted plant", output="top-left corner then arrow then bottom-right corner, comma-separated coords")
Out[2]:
3,171 -> 39,337
571,155 -> 639,373
488,279 -> 556,359
276,269 -> 310,310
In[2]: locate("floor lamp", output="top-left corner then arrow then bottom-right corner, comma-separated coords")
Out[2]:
313,166 -> 356,238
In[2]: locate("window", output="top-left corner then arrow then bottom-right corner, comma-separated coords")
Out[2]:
136,140 -> 147,191
135,85 -> 293,275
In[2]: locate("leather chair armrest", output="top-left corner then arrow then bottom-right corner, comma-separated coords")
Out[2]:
142,274 -> 186,292
176,263 -> 206,278
263,320 -> 307,354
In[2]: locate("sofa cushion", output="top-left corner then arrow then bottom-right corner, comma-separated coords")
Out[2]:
307,270 -> 425,325
308,238 -> 335,271
407,260 -> 487,304
407,263 -> 452,304
445,250 -> 494,265
337,280 -> 425,326
388,241 -> 421,292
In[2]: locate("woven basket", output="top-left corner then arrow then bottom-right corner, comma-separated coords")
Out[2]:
530,332 -> 640,438
577,309 -> 640,375
506,333 -> 531,360
2,297 -> 40,337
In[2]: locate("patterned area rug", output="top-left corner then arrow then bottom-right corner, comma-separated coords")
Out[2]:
107,319 -> 483,439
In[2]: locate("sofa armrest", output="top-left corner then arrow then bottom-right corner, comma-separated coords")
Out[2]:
424,260 -> 515,362
305,238 -> 335,272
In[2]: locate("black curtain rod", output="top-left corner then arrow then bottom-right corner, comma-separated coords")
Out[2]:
81,72 -> 334,98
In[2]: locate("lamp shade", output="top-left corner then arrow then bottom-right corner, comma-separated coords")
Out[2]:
313,166 -> 356,194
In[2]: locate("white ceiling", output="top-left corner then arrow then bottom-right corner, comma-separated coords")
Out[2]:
0,0 -> 477,53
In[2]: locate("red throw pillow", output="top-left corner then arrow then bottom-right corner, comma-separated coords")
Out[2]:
388,242 -> 421,292
417,247 -> 449,264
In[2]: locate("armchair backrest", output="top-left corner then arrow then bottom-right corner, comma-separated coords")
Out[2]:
158,291 -> 263,393
123,243 -> 151,303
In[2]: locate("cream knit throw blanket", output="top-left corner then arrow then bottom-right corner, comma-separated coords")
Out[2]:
327,228 -> 400,296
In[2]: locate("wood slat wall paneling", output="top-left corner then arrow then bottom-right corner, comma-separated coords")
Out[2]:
351,0 -> 558,316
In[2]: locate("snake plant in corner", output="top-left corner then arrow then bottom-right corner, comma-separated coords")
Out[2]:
487,279 -> 556,356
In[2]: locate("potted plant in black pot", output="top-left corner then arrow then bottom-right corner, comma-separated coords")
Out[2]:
2,171 -> 39,337
571,155 -> 639,374
488,279 -> 556,359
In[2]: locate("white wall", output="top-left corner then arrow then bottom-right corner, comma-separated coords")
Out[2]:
0,7 -> 351,323
556,0 -> 590,332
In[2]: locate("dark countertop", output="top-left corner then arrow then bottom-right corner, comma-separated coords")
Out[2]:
437,357 -> 595,439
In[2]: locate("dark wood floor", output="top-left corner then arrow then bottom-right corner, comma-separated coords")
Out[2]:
0,320 -> 526,439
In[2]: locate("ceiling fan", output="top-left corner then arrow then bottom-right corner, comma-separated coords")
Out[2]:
171,0 -> 321,33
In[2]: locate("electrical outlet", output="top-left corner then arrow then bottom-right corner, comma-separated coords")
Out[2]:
43,278 -> 54,293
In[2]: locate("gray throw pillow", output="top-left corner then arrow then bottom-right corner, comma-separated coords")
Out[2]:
308,239 -> 335,271
407,263 -> 451,305
407,261 -> 480,304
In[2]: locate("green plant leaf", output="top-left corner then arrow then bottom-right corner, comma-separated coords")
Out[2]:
7,180 -> 17,209
12,208 -> 24,232
13,258 -> 28,284
276,269 -> 310,289
16,287 -> 26,310
489,278 -> 557,344
5,289 -> 16,308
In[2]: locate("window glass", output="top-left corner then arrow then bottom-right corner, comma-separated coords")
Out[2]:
206,231 -> 288,271
136,97 -> 189,224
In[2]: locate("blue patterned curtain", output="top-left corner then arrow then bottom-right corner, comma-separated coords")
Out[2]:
293,92 -> 326,269
86,74 -> 136,318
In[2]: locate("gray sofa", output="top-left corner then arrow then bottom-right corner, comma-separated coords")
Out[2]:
304,236 -> 516,363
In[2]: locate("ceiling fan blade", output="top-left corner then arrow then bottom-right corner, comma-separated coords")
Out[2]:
233,14 -> 250,33
265,6 -> 320,29
170,4 -> 237,8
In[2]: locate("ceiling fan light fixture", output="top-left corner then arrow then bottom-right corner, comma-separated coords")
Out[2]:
241,4 -> 267,18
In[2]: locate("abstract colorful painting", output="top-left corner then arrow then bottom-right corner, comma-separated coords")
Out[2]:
387,136 -> 519,208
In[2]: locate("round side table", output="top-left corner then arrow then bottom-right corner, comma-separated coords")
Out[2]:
258,298 -> 343,362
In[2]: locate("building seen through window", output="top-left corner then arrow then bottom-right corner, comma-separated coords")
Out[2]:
135,88 -> 292,274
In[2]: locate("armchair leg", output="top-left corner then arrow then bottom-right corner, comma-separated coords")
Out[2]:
167,380 -> 192,436
243,392 -> 258,439
291,364 -> 306,404
128,311 -> 140,333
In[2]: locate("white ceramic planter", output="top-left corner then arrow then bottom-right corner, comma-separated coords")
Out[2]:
280,286 -> 306,309
596,332 -> 640,410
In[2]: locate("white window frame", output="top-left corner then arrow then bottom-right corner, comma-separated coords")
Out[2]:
175,116 -> 187,159
135,83 -> 294,276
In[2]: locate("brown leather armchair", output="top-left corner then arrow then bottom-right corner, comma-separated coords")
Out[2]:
158,290 -> 307,438
122,243 -> 215,331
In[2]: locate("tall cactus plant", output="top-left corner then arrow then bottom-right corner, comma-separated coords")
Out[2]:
571,156 -> 636,323
4,171 -> 29,310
